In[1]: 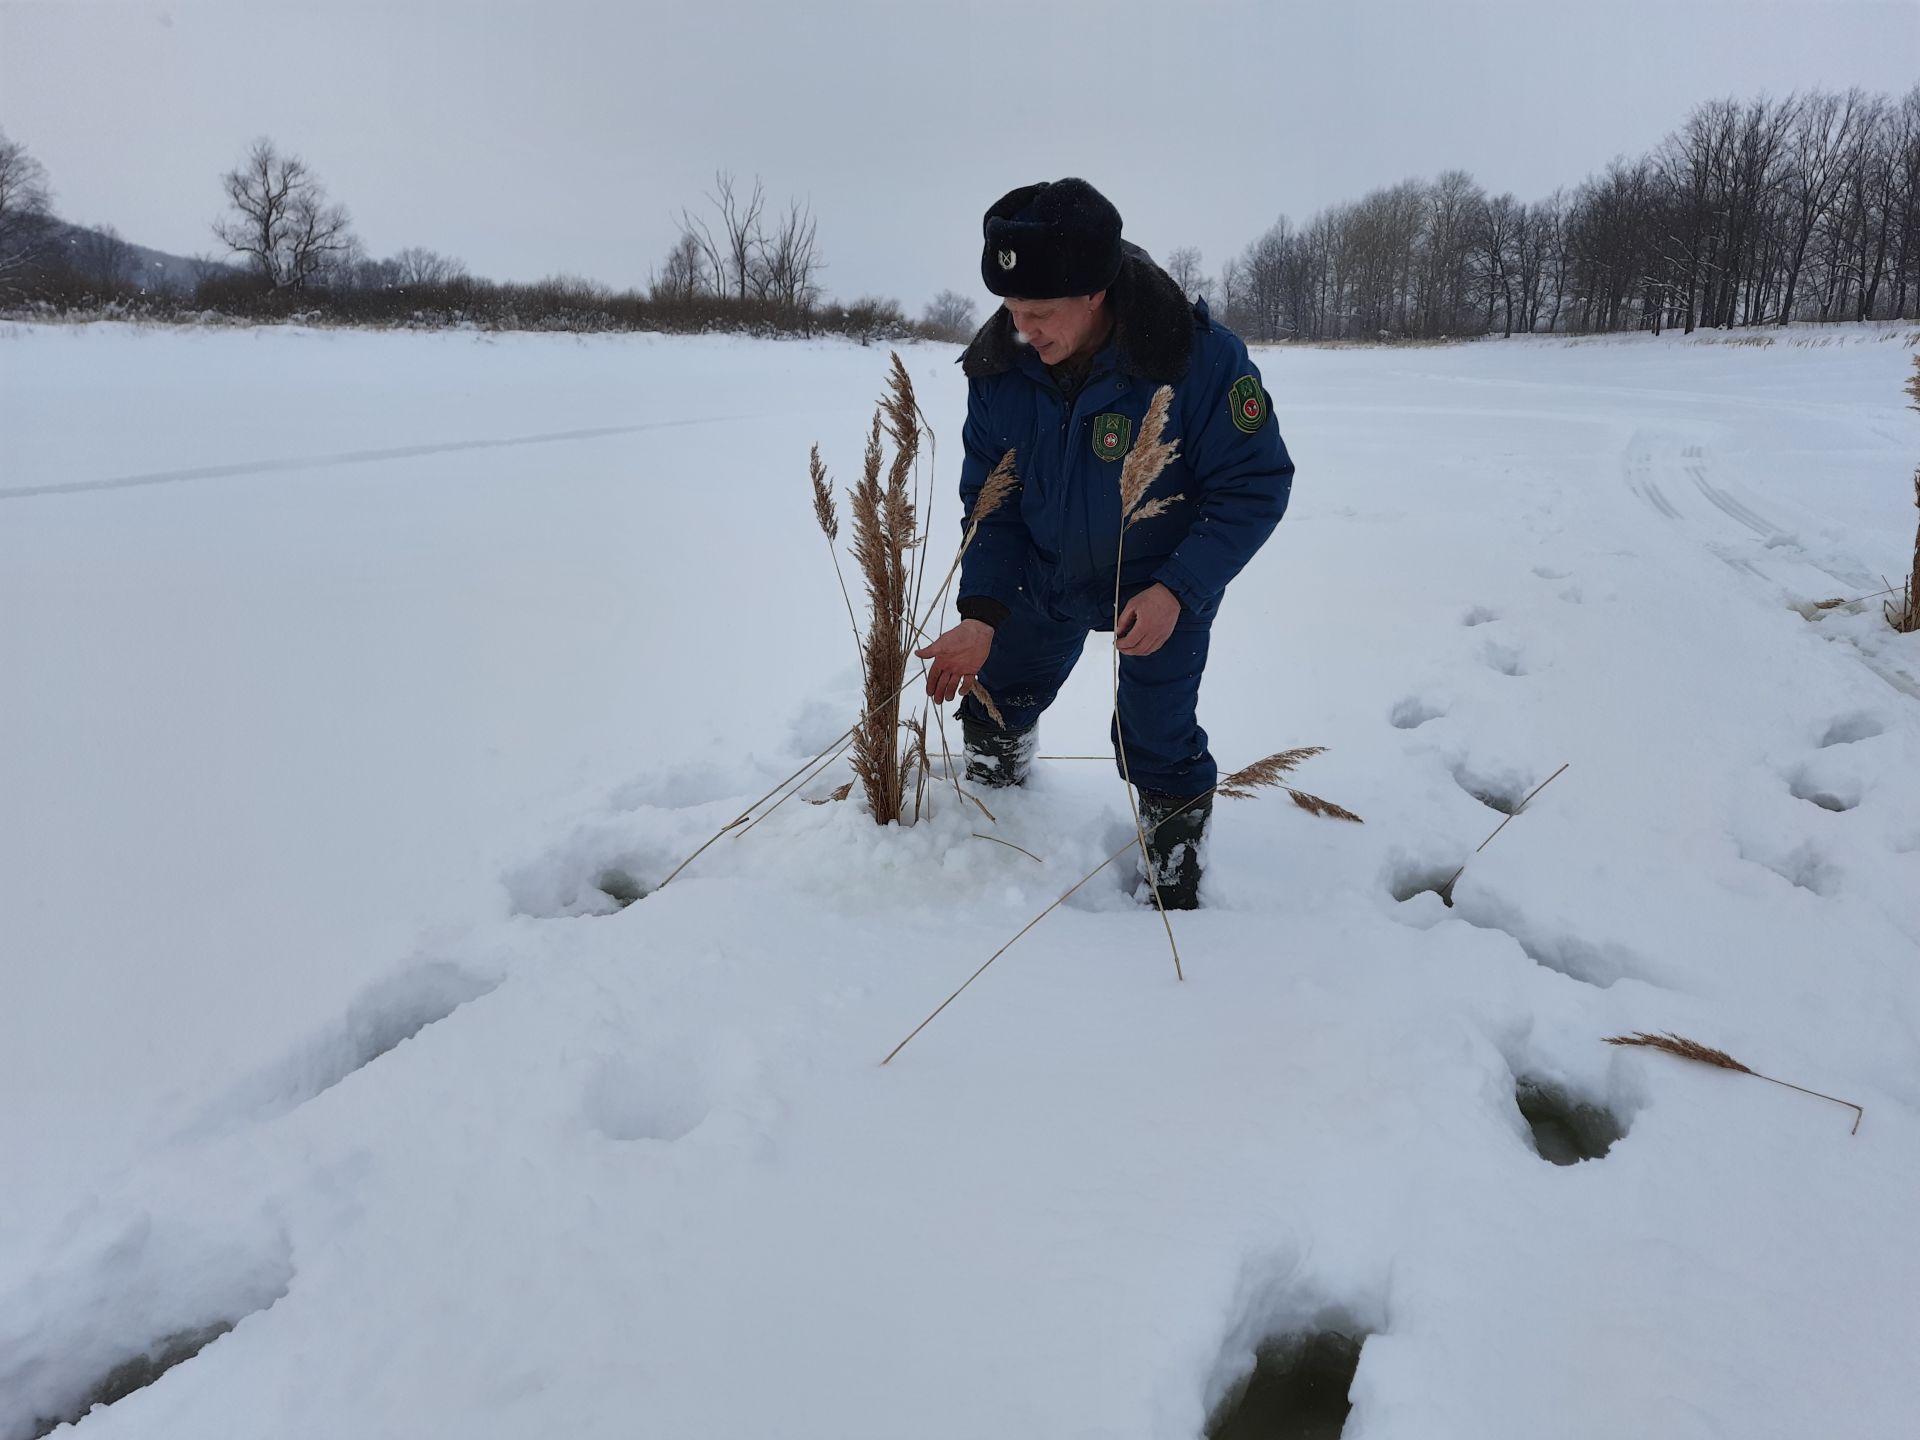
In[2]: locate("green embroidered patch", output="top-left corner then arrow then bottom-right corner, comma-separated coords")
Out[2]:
1228,374 -> 1268,434
1091,412 -> 1131,461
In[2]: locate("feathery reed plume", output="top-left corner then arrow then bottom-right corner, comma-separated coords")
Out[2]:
882,747 -> 1361,1065
1215,747 -> 1326,798
809,444 -> 839,542
1118,385 -> 1179,520
1435,761 -> 1569,906
1126,494 -> 1185,527
965,450 -> 1020,542
1215,747 -> 1363,820
1604,1031 -> 1863,1135
965,679 -> 1006,730
1111,385 -> 1186,977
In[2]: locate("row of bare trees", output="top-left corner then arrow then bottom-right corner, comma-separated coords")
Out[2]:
1183,85 -> 1920,341
1,134 -> 953,341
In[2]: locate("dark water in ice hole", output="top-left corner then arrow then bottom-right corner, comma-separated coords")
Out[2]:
1204,1330 -> 1365,1440
1515,1079 -> 1625,1165
29,1322 -> 233,1439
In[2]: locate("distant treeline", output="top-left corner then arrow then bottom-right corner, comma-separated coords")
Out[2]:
1188,86 -> 1920,341
4,87 -> 1919,345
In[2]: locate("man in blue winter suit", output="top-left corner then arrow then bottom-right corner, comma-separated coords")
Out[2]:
916,178 -> 1295,909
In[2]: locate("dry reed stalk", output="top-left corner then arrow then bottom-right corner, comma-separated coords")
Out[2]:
1604,1031 -> 1863,1135
809,445 -> 865,677
1435,762 -> 1569,906
971,832 -> 1043,864
1107,386 -> 1187,978
881,748 -> 1361,1065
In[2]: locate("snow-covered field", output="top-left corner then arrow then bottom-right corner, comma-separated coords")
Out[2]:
3,318 -> 1917,1439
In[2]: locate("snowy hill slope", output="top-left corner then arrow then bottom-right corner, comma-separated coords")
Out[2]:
2,321 -> 1917,1439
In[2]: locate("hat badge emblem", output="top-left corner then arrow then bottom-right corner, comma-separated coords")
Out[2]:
997,248 -> 1017,271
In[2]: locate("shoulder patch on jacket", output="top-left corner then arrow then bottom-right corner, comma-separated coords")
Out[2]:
1228,375 -> 1268,434
1091,412 -> 1131,460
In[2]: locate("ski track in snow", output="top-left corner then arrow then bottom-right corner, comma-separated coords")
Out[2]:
2,323 -> 1918,1440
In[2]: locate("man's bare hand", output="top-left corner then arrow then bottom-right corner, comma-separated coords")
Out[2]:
915,619 -> 994,704
1115,583 -> 1181,657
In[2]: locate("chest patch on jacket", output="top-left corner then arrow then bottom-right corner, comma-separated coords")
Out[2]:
1091,412 -> 1131,460
1229,375 -> 1268,434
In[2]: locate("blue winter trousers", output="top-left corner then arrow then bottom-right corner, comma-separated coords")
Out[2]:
957,582 -> 1217,796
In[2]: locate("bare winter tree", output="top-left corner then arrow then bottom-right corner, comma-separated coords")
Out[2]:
652,229 -> 711,300
212,139 -> 356,290
755,197 -> 822,308
0,128 -> 54,294
389,247 -> 468,287
921,288 -> 977,339
679,171 -> 765,302
1163,246 -> 1204,297
74,224 -> 136,290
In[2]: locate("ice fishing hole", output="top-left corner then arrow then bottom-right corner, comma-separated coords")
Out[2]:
1515,1078 -> 1625,1165
29,1322 -> 235,1440
1204,1328 -> 1367,1440
1388,696 -> 1445,730
595,867 -> 650,907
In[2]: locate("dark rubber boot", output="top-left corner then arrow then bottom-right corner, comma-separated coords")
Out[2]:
962,712 -> 1036,789
1136,788 -> 1212,910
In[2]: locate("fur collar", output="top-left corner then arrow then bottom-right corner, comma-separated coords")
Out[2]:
960,242 -> 1197,384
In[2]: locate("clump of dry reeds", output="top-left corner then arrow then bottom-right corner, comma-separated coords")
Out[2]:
1891,357 -> 1920,633
843,357 -> 923,825
1605,1031 -> 1862,1135
881,748 -> 1361,1065
654,353 -> 1020,888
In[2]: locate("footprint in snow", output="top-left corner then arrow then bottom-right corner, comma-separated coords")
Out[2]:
1818,712 -> 1884,748
1461,605 -> 1500,627
1450,760 -> 1535,816
1388,696 -> 1446,730
1787,768 -> 1860,814
1479,639 -> 1529,676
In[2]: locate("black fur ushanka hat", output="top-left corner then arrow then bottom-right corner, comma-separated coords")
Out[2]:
980,178 -> 1124,299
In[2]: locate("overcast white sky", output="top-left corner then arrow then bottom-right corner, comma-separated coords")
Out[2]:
3,0 -> 1917,308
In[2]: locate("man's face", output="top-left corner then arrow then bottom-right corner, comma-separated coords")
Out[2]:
1003,292 -> 1108,365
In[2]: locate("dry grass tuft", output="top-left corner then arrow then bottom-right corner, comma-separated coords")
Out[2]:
1604,1030 -> 1862,1134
